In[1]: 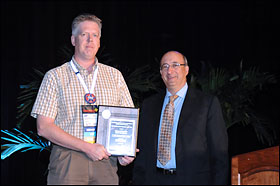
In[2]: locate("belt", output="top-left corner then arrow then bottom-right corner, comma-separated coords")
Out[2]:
156,167 -> 176,175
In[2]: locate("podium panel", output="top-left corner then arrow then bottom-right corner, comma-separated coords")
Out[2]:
231,146 -> 279,185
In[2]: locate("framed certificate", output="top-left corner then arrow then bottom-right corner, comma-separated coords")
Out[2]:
96,105 -> 139,157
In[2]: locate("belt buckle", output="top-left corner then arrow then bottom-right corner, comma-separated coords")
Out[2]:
168,169 -> 175,175
165,169 -> 176,175
159,168 -> 176,175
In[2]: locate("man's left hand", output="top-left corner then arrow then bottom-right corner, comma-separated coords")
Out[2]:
118,149 -> 139,166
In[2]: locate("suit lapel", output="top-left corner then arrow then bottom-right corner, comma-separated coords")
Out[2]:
177,87 -> 197,130
151,92 -> 165,156
176,87 -> 198,161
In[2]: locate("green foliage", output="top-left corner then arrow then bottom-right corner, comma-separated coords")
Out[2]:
189,61 -> 278,145
1,128 -> 50,160
16,69 -> 44,129
120,65 -> 161,107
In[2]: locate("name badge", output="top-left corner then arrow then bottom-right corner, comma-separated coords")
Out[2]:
81,105 -> 98,144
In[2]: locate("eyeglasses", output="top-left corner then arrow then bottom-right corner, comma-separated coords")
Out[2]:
160,62 -> 187,71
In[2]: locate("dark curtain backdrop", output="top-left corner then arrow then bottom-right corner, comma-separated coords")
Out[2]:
1,0 -> 279,184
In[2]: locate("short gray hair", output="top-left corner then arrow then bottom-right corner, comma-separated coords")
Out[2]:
72,13 -> 102,36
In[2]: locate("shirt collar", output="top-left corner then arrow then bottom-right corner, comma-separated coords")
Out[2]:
71,56 -> 99,72
165,83 -> 188,99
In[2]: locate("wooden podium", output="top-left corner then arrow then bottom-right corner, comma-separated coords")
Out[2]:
231,146 -> 279,185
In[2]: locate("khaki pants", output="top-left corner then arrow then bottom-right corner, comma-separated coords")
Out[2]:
47,145 -> 118,185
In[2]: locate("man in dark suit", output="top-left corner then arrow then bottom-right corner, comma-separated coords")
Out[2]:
133,51 -> 229,185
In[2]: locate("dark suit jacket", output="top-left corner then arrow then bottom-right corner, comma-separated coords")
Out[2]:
133,87 -> 229,185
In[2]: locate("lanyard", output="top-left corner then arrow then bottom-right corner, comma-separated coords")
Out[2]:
70,60 -> 99,94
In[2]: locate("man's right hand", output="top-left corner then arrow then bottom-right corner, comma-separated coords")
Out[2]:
84,143 -> 111,161
37,115 -> 111,162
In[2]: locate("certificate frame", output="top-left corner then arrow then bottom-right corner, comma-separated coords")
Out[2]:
96,105 -> 139,157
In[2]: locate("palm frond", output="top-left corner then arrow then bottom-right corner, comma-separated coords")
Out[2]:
16,69 -> 44,128
189,60 -> 278,144
123,64 -> 161,107
204,68 -> 228,94
1,128 -> 50,160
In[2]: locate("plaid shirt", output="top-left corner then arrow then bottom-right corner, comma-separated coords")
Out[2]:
31,57 -> 134,139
